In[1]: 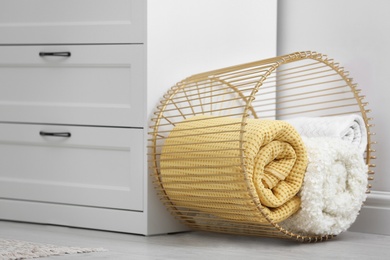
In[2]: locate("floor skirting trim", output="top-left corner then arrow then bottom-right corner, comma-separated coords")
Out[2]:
349,191 -> 390,235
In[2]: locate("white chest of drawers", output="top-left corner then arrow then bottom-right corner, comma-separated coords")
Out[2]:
0,0 -> 277,235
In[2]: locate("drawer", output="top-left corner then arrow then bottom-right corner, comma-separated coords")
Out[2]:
0,123 -> 144,211
0,44 -> 145,127
0,0 -> 145,44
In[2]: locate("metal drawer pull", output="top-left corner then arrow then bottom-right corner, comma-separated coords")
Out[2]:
39,131 -> 71,138
39,52 -> 71,57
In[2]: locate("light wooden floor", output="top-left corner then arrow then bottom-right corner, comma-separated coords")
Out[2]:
1,220 -> 389,260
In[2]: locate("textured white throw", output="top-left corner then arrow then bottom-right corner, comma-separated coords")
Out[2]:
285,114 -> 367,154
281,137 -> 368,235
0,239 -> 106,260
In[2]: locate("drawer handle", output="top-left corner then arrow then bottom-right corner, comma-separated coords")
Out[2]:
40,131 -> 71,138
39,52 -> 71,57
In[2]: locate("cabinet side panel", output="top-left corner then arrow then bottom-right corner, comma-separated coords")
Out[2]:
145,0 -> 277,234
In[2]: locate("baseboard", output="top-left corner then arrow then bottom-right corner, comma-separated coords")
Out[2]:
349,191 -> 390,236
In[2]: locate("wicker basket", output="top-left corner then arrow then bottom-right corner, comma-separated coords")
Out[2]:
149,51 -> 375,242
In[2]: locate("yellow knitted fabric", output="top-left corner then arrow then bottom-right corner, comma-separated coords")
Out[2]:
160,115 -> 308,223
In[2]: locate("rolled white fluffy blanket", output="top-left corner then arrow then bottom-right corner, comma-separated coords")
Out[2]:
281,136 -> 368,236
285,114 -> 367,154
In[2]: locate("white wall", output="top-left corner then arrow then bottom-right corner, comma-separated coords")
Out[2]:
278,0 -> 390,235
147,0 -> 277,116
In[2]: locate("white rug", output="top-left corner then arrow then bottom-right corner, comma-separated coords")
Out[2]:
0,239 -> 106,260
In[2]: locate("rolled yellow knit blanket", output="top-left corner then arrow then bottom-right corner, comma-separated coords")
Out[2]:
160,115 -> 308,223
